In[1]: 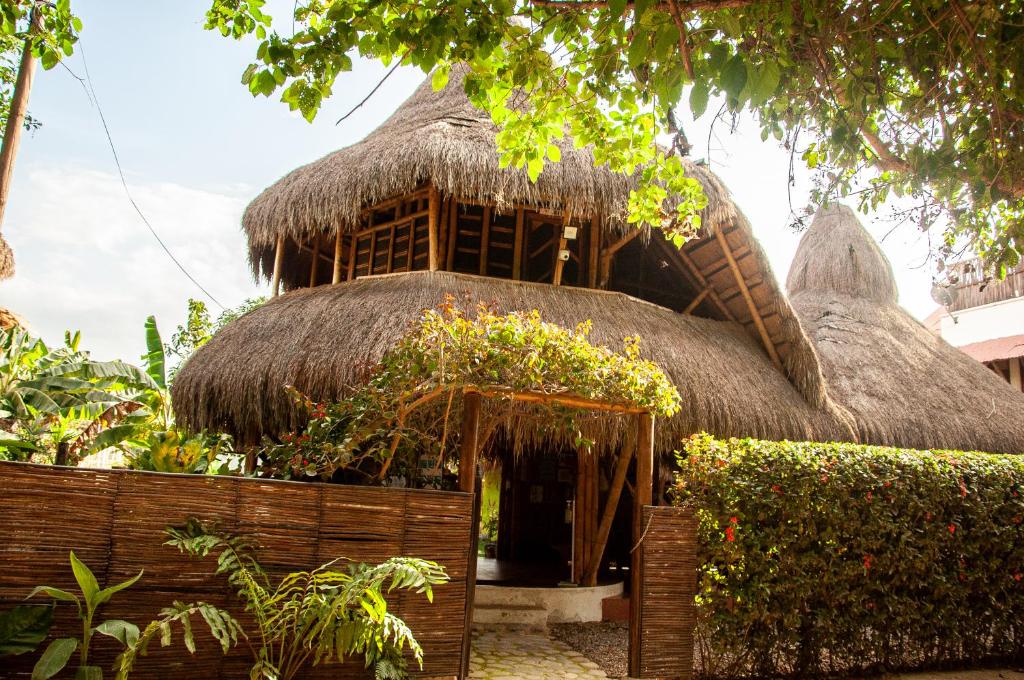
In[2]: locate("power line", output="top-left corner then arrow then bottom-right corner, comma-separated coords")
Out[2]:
76,40 -> 225,310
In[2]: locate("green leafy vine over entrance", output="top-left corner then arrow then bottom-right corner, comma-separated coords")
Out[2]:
259,301 -> 681,481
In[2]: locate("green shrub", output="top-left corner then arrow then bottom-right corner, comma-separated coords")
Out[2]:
673,434 -> 1024,679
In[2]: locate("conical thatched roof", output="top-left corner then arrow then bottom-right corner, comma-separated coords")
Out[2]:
173,272 -> 853,449
788,204 -> 1024,453
0,307 -> 21,331
0,233 -> 13,280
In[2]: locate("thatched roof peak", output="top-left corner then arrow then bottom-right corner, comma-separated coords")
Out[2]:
242,65 -> 741,251
0,233 -> 13,280
786,204 -> 898,305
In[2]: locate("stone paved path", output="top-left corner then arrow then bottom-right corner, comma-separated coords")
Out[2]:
469,627 -> 608,679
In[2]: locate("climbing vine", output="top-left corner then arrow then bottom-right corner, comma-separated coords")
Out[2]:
258,300 -> 680,482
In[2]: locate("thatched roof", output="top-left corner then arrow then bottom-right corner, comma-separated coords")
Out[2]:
173,271 -> 852,450
0,233 -> 12,280
788,204 -> 1024,454
243,65 -> 736,256
0,307 -> 21,331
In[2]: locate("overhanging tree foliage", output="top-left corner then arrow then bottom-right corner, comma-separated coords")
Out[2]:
206,0 -> 1024,276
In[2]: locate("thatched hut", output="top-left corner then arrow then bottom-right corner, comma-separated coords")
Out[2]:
788,204 -> 1024,453
173,68 -> 1022,598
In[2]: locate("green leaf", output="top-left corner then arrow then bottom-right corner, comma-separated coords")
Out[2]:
143,316 -> 166,389
690,80 -> 710,119
94,570 -> 144,608
31,638 -> 77,680
431,66 -> 449,92
73,667 -> 102,680
0,605 -> 54,656
95,619 -> 140,648
69,552 -> 100,608
720,54 -> 747,101
546,144 -> 561,163
27,586 -> 80,608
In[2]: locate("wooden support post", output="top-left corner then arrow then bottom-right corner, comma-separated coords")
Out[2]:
583,442 -> 634,587
587,216 -> 600,288
446,200 -> 459,271
682,287 -> 711,314
308,238 -> 320,287
1011,356 -> 1022,391
438,198 -> 450,270
428,185 -> 440,271
367,231 -> 377,275
629,412 -> 655,679
715,229 -> 783,370
513,208 -> 525,280
552,213 -> 570,286
574,450 -> 587,584
459,392 -> 482,493
271,235 -> 285,297
0,8 -> 41,236
331,231 -> 343,284
347,234 -> 357,280
479,206 -> 491,276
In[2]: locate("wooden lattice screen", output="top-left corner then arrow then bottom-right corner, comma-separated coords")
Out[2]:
633,505 -> 697,680
0,462 -> 474,679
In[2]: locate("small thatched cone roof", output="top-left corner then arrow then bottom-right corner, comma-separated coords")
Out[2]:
788,204 -> 1024,453
0,233 -> 13,280
173,272 -> 852,450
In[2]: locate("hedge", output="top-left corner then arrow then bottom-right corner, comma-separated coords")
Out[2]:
673,434 -> 1024,678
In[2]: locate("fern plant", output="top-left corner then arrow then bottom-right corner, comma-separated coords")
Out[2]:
117,519 -> 448,680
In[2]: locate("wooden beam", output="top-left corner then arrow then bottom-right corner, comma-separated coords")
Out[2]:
428,185 -> 440,271
271,235 -> 284,297
661,237 -> 737,322
604,228 -> 642,259
367,231 -> 378,275
469,387 -> 647,414
308,238 -> 320,287
446,200 -> 459,271
513,209 -> 525,280
583,443 -> 633,587
714,229 -> 783,371
479,206 -> 491,276
553,213 -> 571,286
1011,357 -> 1023,391
587,216 -> 600,288
573,449 -> 588,584
347,233 -> 358,280
458,392 -> 482,493
331,231 -> 343,284
682,287 -> 711,315
629,412 -> 655,679
438,198 -> 450,270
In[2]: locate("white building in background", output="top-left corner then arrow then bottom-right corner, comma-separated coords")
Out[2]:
926,259 -> 1024,392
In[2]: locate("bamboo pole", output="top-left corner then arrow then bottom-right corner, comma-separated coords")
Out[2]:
582,443 -> 634,586
587,216 -> 600,288
332,232 -> 343,284
715,228 -> 783,370
479,206 -> 491,276
446,200 -> 459,271
347,233 -> 358,280
271,235 -> 285,297
573,450 -> 587,584
0,9 -> 41,237
458,392 -> 482,493
308,238 -> 320,287
512,209 -> 525,280
682,287 -> 711,314
428,185 -> 440,271
629,412 -> 655,678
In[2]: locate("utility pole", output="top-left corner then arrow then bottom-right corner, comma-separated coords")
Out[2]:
0,5 -> 41,278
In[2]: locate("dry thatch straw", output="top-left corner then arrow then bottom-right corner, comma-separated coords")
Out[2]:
0,233 -> 12,280
0,307 -> 21,331
243,64 -> 739,268
788,204 -> 1024,454
172,271 -> 853,451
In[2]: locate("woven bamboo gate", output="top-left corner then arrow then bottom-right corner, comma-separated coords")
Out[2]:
632,505 -> 697,680
0,462 -> 474,679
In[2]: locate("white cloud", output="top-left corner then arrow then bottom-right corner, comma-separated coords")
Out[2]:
0,162 -> 266,361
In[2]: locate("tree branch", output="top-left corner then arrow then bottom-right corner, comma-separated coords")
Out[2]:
530,0 -> 759,12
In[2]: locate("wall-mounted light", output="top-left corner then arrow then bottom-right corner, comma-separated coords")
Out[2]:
558,249 -> 570,261
562,226 -> 578,240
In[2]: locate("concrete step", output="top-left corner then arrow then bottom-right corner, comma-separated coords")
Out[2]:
472,603 -> 547,628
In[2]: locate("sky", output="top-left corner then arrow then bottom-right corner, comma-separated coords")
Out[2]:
0,0 -> 940,362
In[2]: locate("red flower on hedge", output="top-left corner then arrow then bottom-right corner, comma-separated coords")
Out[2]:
948,524 -> 956,535
863,554 -> 873,570
771,484 -> 781,494
925,511 -> 933,521
1014,573 -> 1022,582
725,527 -> 735,542
730,516 -> 738,525
866,491 -> 873,502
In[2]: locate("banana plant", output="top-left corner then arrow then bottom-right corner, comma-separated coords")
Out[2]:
28,552 -> 142,680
